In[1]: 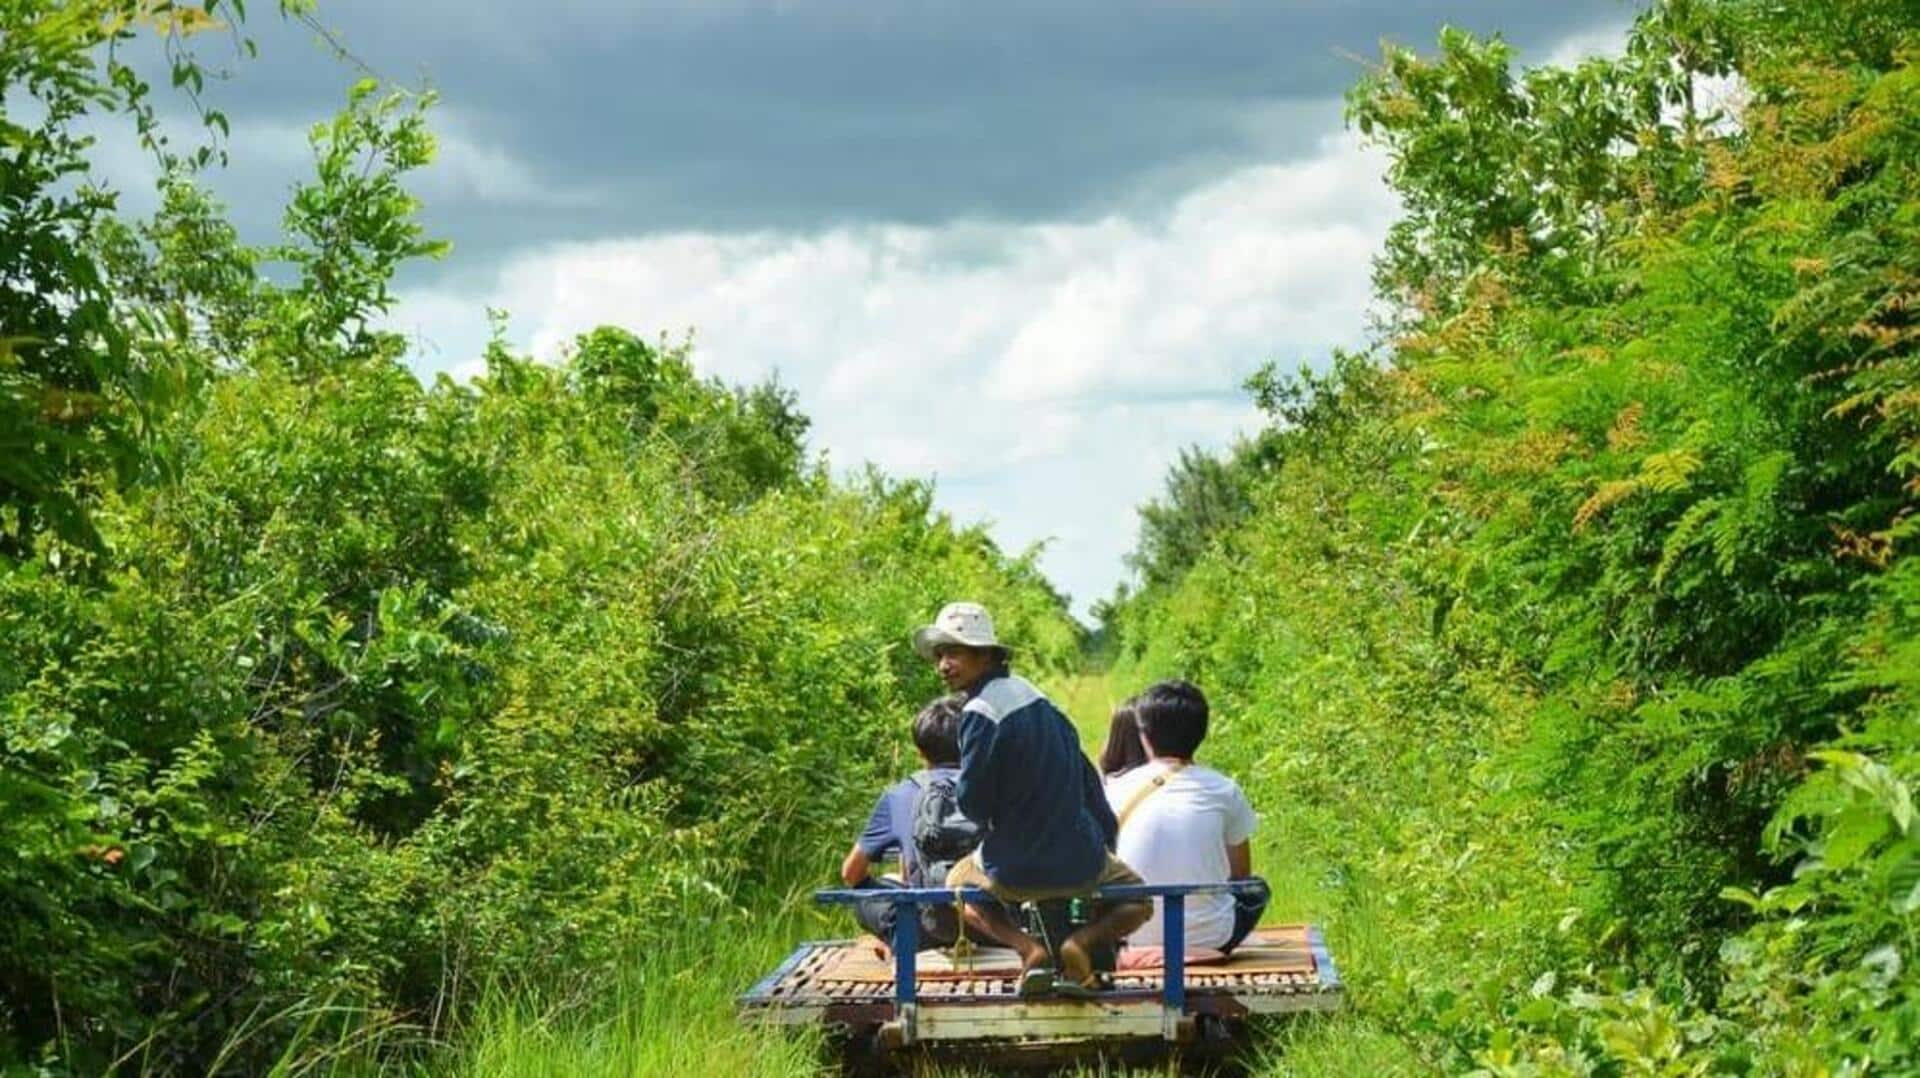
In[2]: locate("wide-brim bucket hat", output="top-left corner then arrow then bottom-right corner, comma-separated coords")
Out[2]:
912,601 -> 1012,661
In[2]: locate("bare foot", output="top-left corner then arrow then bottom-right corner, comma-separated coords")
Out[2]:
1058,934 -> 1094,988
1016,939 -> 1052,974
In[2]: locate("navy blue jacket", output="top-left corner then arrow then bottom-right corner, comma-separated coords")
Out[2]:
955,670 -> 1117,888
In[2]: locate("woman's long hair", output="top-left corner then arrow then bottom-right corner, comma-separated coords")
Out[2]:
1097,697 -> 1149,779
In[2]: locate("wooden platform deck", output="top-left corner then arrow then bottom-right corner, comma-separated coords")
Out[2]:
739,924 -> 1343,1038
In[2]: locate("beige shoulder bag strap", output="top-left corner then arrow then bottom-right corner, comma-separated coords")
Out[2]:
1116,761 -> 1188,831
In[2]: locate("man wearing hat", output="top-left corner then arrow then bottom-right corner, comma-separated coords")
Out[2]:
913,601 -> 1151,997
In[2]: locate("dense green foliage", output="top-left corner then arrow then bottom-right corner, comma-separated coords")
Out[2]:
1109,1 -> 1920,1072
0,4 -> 1078,1071
15,1 -> 1920,1074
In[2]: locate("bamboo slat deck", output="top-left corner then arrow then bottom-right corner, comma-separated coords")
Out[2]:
739,924 -> 1343,1029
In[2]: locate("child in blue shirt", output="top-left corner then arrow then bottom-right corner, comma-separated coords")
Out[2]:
840,695 -> 977,947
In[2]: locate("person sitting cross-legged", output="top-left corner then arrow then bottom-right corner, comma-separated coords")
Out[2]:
1106,679 -> 1270,955
912,601 -> 1152,998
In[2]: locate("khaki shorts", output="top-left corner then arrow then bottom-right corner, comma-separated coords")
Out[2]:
946,849 -> 1143,904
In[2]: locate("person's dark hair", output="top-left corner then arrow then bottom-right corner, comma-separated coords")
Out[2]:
912,694 -> 966,766
1098,698 -> 1149,778
1134,680 -> 1209,759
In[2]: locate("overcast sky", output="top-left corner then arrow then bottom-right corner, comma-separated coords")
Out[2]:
143,1 -> 1631,618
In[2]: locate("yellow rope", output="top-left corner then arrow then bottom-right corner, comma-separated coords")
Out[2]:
950,886 -> 975,971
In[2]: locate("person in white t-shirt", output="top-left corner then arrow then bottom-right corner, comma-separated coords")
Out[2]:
1104,680 -> 1270,953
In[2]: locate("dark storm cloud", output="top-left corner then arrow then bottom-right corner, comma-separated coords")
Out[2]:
93,1 -> 1633,612
163,0 -> 1626,273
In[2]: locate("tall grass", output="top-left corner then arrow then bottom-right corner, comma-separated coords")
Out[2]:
1239,872 -> 1423,1076
451,892 -> 831,1077
1053,672 -> 1129,749
103,996 -> 421,1078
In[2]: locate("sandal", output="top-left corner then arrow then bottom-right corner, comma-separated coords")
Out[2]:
1016,965 -> 1056,999
1052,977 -> 1101,1000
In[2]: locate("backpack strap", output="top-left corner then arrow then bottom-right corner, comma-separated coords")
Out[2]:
899,771 -> 934,879
1116,761 -> 1189,831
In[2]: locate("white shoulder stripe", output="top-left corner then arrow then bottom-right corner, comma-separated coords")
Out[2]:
964,675 -> 1044,724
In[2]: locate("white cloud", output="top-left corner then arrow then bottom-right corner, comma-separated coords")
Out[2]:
1540,19 -> 1630,67
390,128 -> 1397,617
423,112 -> 611,209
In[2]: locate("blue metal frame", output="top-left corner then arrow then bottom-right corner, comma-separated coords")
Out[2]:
814,879 -> 1268,1037
892,897 -> 918,1008
1307,925 -> 1342,991
1160,893 -> 1186,1039
812,881 -> 1270,905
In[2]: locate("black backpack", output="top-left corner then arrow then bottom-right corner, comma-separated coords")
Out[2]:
908,769 -> 981,888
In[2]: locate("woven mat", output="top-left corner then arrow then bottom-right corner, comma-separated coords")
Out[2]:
817,925 -> 1316,983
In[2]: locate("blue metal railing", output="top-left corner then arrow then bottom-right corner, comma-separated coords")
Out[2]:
814,880 -> 1267,1042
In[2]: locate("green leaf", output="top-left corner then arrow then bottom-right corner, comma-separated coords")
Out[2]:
1890,851 -> 1920,915
1823,804 -> 1890,872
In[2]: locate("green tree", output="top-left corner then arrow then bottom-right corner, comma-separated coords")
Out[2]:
1,9 -> 1082,1071
1114,1 -> 1920,1070
1,1 -> 228,555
